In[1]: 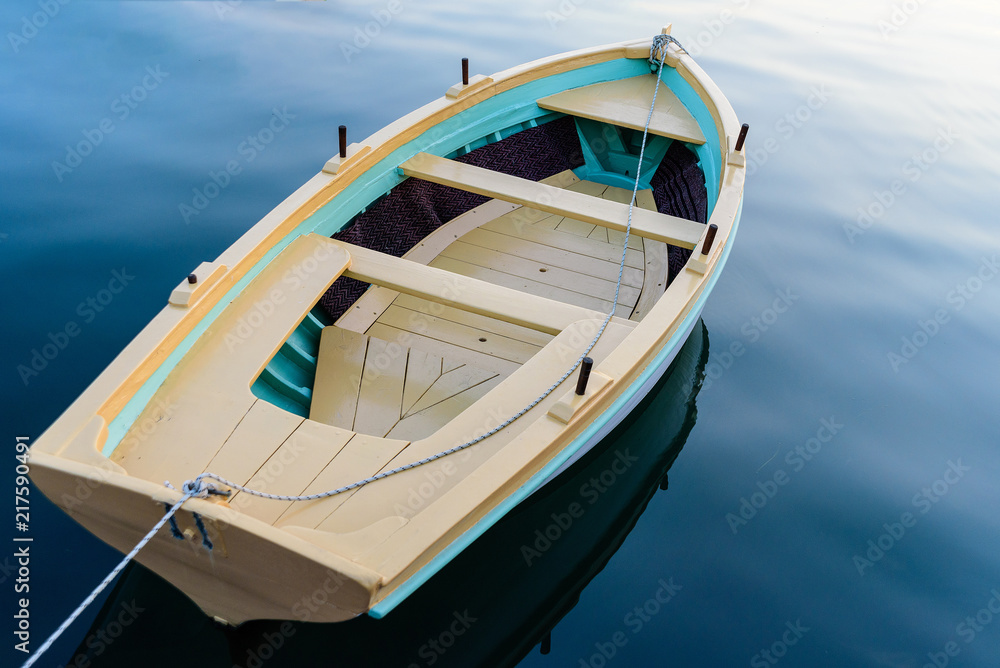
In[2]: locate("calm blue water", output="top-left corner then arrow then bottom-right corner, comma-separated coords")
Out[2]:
3,2 -> 1000,667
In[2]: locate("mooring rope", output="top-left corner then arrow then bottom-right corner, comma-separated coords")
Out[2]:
23,35 -> 682,668
21,489 -> 199,668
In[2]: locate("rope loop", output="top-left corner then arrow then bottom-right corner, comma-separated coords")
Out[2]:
181,479 -> 205,497
180,476 -> 230,499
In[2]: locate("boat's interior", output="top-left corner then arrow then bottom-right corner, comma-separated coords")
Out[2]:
109,72 -> 712,535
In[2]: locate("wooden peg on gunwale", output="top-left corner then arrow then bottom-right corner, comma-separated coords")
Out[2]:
735,123 -> 749,152
576,357 -> 594,395
701,223 -> 718,256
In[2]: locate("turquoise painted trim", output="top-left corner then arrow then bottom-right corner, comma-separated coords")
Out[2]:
370,200 -> 743,618
302,58 -> 654,239
254,374 -> 310,417
103,57 -> 720,460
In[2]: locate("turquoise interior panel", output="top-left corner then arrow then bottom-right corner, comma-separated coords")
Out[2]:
104,54 -> 723,456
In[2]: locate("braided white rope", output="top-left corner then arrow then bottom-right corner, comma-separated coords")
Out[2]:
21,490 -> 199,668
23,36 -> 681,668
182,37 -> 678,506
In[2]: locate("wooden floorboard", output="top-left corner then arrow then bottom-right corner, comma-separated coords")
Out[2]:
438,240 -> 641,307
392,293 -> 554,348
387,374 -> 504,442
378,305 -> 541,365
457,227 -> 643,288
481,216 -> 645,269
366,323 -> 520,377
353,337 -> 407,437
307,176 -> 658,455
429,255 -> 621,313
401,348 -> 443,417
404,365 -> 498,418
310,326 -> 368,430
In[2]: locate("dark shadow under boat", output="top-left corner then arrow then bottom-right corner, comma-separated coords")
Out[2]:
69,319 -> 709,668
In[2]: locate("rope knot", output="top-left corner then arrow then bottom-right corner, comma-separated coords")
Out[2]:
181,478 -> 208,497
650,34 -> 686,66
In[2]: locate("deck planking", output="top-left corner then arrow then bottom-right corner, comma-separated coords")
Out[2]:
313,178 -> 665,445
200,174 -> 675,529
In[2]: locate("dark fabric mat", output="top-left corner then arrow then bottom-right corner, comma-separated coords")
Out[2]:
318,120 -> 707,323
319,116 -> 583,321
649,141 -> 709,281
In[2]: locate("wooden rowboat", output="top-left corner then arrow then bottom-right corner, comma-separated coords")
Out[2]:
29,28 -> 745,625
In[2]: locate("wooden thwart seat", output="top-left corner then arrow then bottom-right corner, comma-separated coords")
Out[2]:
536,74 -> 706,145
399,153 -> 704,249
331,239 -> 605,336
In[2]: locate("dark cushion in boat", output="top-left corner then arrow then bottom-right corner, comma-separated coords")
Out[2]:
319,118 -> 707,322
649,141 -> 708,283
320,116 -> 585,321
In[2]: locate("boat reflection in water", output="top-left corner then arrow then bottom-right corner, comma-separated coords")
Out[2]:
74,320 -> 709,668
